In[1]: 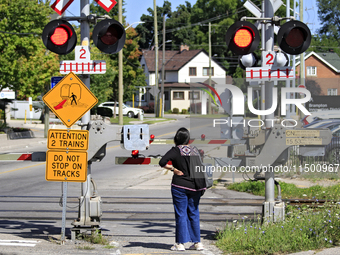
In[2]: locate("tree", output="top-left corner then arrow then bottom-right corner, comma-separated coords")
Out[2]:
0,0 -> 59,99
135,1 -> 172,49
316,0 -> 340,41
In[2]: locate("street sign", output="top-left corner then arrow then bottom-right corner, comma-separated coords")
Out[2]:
43,72 -> 98,128
246,66 -> 294,82
286,130 -> 320,138
46,150 -> 87,182
51,0 -> 74,15
48,129 -> 89,150
59,60 -> 106,74
75,46 -> 91,62
51,76 -> 63,89
94,0 -> 117,12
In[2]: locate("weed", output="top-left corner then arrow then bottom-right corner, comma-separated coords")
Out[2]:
81,229 -> 110,245
77,245 -> 95,250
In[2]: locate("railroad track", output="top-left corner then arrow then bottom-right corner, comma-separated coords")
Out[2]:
0,195 -> 263,222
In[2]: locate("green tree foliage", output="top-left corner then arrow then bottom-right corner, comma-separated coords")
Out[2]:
0,0 -> 59,99
316,0 -> 340,41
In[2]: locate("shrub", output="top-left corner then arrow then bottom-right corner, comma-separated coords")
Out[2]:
181,109 -> 187,114
141,102 -> 154,113
172,108 -> 179,114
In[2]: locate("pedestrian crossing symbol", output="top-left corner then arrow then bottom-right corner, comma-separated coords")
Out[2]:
43,72 -> 98,128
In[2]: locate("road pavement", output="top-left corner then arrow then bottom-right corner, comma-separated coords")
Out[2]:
1,118 -> 340,254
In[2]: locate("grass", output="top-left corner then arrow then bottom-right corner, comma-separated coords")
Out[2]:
216,203 -> 340,255
227,180 -> 340,200
216,181 -> 340,254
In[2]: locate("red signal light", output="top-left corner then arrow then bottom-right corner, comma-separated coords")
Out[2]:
277,20 -> 311,55
93,19 -> 126,54
100,25 -> 119,45
234,28 -> 252,48
131,150 -> 139,158
150,134 -> 155,140
285,28 -> 304,48
225,21 -> 260,56
42,20 -> 77,55
51,27 -> 69,46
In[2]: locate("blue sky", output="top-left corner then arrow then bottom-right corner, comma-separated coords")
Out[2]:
61,0 -> 321,34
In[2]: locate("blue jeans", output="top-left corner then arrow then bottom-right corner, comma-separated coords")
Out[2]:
171,185 -> 201,244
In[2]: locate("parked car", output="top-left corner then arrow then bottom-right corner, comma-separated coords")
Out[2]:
98,102 -> 143,118
305,119 -> 340,130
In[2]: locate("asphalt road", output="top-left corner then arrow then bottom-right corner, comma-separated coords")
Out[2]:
0,116 -> 264,254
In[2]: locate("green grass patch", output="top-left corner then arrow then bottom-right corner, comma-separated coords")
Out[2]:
216,202 -> 340,254
227,180 -> 340,200
142,118 -> 175,125
79,229 -> 110,245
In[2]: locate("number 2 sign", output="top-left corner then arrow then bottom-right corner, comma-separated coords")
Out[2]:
262,51 -> 275,67
75,46 -> 90,62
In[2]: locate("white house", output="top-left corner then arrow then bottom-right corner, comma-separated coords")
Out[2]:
139,45 -> 227,113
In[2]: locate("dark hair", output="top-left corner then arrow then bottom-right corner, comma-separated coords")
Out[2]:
174,127 -> 190,146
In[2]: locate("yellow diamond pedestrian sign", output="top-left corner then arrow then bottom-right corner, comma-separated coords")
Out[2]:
43,72 -> 98,128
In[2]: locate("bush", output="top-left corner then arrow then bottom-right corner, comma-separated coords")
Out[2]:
181,109 -> 187,114
141,102 -> 154,113
172,108 -> 179,114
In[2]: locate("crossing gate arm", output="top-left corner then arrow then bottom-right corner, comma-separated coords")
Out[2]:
0,152 -> 46,161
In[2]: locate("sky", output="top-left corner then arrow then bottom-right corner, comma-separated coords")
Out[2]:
59,0 -> 321,34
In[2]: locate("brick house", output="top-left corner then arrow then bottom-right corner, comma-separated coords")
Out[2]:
139,45 -> 227,113
295,51 -> 340,95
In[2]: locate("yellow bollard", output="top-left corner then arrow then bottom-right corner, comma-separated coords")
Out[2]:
24,110 -> 27,124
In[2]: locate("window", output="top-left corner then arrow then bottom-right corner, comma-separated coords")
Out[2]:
173,91 -> 184,100
189,91 -> 200,100
306,66 -> 317,76
189,67 -> 197,76
203,67 -> 214,76
328,88 -> 338,96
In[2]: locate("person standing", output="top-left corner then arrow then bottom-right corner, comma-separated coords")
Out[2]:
159,127 -> 205,251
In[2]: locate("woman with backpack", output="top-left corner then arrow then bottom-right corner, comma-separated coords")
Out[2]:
159,127 -> 206,251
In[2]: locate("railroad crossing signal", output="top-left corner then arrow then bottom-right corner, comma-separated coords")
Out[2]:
92,19 -> 126,54
277,20 -> 311,55
42,20 -> 77,55
225,21 -> 260,56
43,72 -> 98,128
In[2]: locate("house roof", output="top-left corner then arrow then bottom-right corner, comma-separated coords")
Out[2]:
295,51 -> 340,73
142,49 -> 227,72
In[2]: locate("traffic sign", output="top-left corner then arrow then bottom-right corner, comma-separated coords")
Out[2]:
46,150 -> 87,182
59,60 -> 106,74
51,0 -> 74,15
48,129 -> 89,150
246,66 -> 294,81
43,72 -> 98,128
51,76 -> 63,89
94,0 -> 117,12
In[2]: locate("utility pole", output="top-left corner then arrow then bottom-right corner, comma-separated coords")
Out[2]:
161,14 -> 165,118
208,22 -> 212,115
154,0 -> 159,117
79,0 -> 92,225
118,0 -> 123,125
263,0 -> 275,221
285,0 -> 291,118
299,0 -> 305,87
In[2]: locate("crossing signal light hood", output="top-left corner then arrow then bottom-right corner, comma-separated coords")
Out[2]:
277,20 -> 311,55
225,21 -> 260,56
42,20 -> 77,55
92,19 -> 126,54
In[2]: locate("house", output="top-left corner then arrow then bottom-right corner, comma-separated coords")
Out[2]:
139,45 -> 227,113
295,51 -> 340,95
